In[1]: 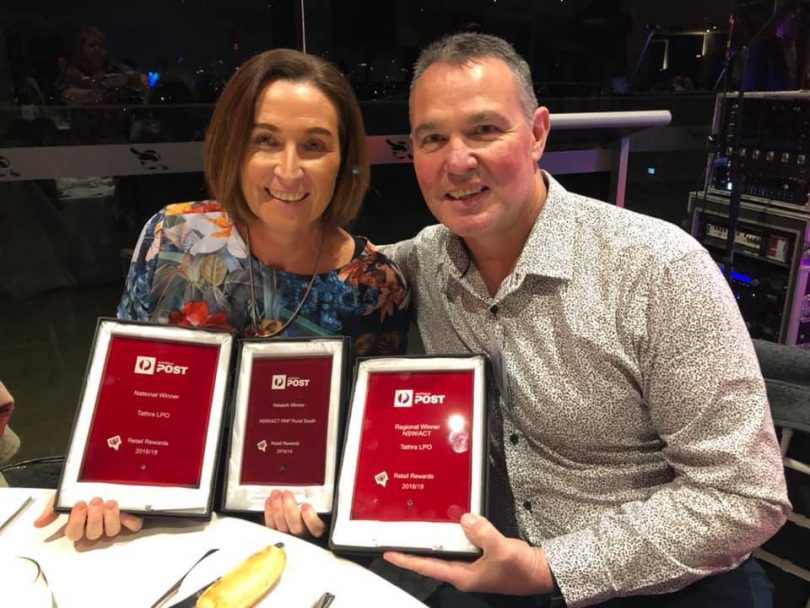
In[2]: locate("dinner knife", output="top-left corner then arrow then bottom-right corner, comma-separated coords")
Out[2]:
168,577 -> 220,608
0,496 -> 34,533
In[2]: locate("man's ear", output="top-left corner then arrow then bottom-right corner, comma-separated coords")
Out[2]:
531,106 -> 550,163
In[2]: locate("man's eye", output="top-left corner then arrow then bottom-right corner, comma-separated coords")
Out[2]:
473,125 -> 499,136
420,134 -> 444,147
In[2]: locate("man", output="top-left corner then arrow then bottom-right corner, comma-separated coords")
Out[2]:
382,33 -> 790,607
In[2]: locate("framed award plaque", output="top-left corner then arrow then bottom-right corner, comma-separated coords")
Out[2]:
56,318 -> 234,518
221,337 -> 349,515
330,355 -> 487,556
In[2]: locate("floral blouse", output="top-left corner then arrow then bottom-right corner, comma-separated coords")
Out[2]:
117,201 -> 411,356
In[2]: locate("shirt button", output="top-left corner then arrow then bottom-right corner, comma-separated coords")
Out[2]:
523,500 -> 532,512
509,433 -> 519,445
490,305 -> 499,315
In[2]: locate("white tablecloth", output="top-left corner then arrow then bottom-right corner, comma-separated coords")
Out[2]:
0,488 -> 427,607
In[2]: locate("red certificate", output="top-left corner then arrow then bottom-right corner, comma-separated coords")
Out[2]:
350,370 -> 474,523
240,355 -> 334,485
78,335 -> 220,487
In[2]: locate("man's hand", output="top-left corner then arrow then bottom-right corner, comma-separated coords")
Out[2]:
263,490 -> 326,538
384,513 -> 554,595
33,494 -> 143,541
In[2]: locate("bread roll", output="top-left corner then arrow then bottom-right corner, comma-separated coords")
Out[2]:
196,542 -> 286,608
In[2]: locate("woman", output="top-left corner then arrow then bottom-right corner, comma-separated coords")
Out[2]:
35,48 -> 411,542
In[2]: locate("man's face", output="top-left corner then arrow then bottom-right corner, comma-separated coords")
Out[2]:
409,58 -> 549,244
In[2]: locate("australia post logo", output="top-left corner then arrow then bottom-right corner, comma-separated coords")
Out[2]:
134,355 -> 188,375
271,374 -> 310,390
394,389 -> 445,407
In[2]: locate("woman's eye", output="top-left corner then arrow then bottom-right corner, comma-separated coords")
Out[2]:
252,134 -> 276,147
303,140 -> 327,152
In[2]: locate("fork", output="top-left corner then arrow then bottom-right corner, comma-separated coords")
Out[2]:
311,591 -> 336,608
13,556 -> 57,607
150,548 -> 219,608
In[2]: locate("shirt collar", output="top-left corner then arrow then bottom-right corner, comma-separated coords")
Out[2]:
515,172 -> 575,281
444,230 -> 474,281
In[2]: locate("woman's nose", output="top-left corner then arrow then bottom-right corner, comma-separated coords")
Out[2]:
274,145 -> 304,181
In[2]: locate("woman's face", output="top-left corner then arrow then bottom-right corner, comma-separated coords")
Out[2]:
240,79 -> 342,234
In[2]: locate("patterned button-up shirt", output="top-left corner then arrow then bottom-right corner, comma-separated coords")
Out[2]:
386,173 -> 790,607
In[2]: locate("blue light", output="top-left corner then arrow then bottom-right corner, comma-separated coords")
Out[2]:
646,167 -> 656,175
730,270 -> 753,284
726,181 -> 733,191
148,71 -> 161,88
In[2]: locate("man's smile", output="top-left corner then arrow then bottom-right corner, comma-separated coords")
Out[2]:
445,185 -> 489,200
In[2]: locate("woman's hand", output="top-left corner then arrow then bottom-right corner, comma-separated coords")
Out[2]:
263,490 -> 326,538
33,494 -> 143,541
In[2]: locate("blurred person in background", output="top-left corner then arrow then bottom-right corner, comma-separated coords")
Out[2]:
57,25 -> 147,106
744,0 -> 810,90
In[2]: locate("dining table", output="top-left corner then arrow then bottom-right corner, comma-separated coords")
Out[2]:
0,487 -> 428,607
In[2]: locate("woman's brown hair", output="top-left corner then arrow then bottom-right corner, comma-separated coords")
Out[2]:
204,48 -> 369,227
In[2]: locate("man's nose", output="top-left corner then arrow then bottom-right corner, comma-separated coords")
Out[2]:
446,137 -> 477,174
274,145 -> 304,181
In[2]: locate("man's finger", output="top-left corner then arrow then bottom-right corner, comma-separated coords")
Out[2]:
64,501 -> 89,541
33,494 -> 58,528
460,513 -> 499,551
84,497 -> 105,540
301,504 -> 326,538
103,500 -> 122,537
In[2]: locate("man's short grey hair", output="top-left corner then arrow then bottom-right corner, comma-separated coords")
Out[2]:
411,32 -> 538,121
